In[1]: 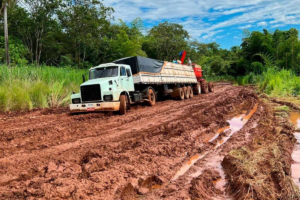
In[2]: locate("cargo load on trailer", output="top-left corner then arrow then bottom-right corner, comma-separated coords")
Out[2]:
114,56 -> 197,84
70,56 -> 214,115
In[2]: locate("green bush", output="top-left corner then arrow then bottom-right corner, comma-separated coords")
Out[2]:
251,62 -> 264,74
0,36 -> 29,65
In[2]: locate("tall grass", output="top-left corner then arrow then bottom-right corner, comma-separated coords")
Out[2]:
258,68 -> 300,97
236,73 -> 263,86
0,65 -> 86,111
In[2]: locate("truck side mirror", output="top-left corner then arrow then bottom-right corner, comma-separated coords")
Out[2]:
126,69 -> 131,77
82,74 -> 86,83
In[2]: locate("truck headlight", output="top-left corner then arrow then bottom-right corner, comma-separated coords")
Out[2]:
104,95 -> 113,101
72,98 -> 81,104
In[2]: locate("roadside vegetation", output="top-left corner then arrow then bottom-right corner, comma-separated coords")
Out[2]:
0,66 -> 85,111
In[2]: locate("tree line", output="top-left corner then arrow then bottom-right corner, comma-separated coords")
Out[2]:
1,0 -> 299,76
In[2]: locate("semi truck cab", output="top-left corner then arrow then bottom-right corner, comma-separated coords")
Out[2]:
70,63 -> 134,113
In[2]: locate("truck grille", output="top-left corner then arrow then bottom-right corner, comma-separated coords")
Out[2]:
81,84 -> 101,102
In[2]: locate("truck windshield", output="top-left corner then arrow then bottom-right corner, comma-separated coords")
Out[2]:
89,66 -> 118,80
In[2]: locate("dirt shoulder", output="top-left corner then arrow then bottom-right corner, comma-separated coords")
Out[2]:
223,96 -> 300,200
0,85 -> 298,200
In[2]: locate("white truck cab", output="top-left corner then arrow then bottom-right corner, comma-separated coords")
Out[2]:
70,63 -> 134,113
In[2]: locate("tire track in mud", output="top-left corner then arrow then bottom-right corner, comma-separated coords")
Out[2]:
0,85 -> 259,200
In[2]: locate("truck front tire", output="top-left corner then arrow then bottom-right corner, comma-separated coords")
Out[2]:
119,95 -> 127,115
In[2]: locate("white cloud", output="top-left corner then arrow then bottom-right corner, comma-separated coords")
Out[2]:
238,24 -> 252,29
102,0 -> 300,41
222,6 -> 254,15
201,30 -> 224,40
257,21 -> 268,26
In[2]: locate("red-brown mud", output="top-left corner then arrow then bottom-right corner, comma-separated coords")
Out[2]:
0,85 -> 262,199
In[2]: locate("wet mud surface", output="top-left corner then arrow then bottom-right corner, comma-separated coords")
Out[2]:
290,112 -> 300,189
0,85 -> 264,199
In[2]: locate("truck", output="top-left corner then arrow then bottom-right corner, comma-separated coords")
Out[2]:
70,56 -> 214,114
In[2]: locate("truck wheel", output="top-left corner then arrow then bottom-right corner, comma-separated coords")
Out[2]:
201,80 -> 208,94
148,88 -> 156,106
208,82 -> 214,93
177,88 -> 185,100
193,82 -> 201,95
119,95 -> 127,115
188,86 -> 193,98
183,86 -> 189,99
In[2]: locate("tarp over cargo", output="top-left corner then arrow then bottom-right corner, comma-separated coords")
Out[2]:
113,56 -> 164,75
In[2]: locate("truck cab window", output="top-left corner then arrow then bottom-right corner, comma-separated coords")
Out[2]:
89,66 -> 118,80
120,67 -> 127,76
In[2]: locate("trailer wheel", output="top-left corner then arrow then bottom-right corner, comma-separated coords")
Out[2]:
119,95 -> 127,115
148,88 -> 156,106
188,86 -> 193,98
183,86 -> 189,99
201,80 -> 208,94
208,82 -> 214,93
177,88 -> 185,100
193,82 -> 201,95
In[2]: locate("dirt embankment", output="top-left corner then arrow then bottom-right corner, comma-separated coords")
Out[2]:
0,85 -> 297,200
222,98 -> 300,200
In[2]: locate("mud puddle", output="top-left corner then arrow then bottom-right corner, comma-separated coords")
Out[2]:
172,104 -> 258,182
290,112 -> 300,188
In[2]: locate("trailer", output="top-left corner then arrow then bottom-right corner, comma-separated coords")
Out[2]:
70,56 -> 213,114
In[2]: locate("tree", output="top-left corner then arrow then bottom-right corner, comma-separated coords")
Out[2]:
143,22 -> 189,61
3,1 -> 9,65
0,35 -> 29,64
14,0 -> 63,65
58,0 -> 113,67
0,0 -> 15,66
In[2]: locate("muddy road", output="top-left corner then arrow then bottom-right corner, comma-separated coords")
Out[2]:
0,85 -> 263,199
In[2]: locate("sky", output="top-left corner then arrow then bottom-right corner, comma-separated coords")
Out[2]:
102,0 -> 300,49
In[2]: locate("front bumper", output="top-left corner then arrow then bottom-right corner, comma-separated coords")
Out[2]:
70,102 -> 120,113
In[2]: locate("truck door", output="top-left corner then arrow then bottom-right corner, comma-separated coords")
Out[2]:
120,66 -> 129,91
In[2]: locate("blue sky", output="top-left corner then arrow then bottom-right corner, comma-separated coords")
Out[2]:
102,0 -> 300,49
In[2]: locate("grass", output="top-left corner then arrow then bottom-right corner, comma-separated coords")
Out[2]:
274,105 -> 290,112
258,68 -> 300,97
215,68 -> 300,98
0,65 -> 86,111
236,73 -> 263,86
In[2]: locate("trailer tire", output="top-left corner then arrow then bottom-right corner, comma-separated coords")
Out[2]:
183,86 -> 189,99
208,82 -> 214,93
201,80 -> 208,94
148,88 -> 156,106
188,86 -> 193,98
177,88 -> 185,100
119,95 -> 127,115
193,82 -> 201,95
